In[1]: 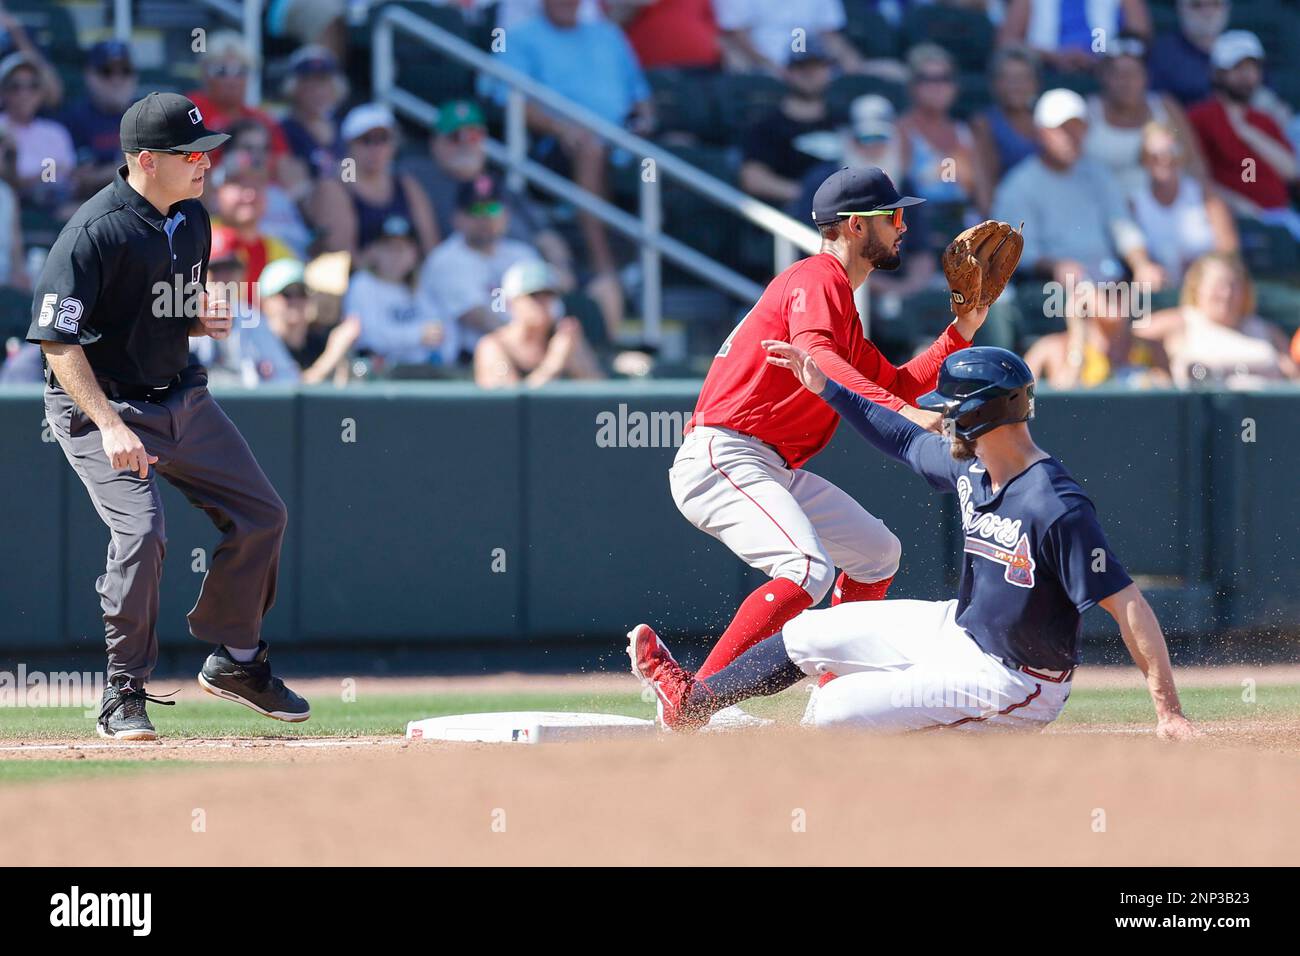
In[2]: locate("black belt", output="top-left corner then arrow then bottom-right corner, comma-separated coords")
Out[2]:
47,367 -> 183,402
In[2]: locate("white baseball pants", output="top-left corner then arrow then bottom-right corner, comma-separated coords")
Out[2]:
669,427 -> 900,604
784,599 -> 1072,732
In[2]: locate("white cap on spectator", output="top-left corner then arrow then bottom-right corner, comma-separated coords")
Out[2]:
205,30 -> 254,68
340,103 -> 396,142
259,258 -> 306,299
849,94 -> 896,141
0,51 -> 36,85
502,260 -> 560,300
1033,88 -> 1088,129
1211,30 -> 1264,70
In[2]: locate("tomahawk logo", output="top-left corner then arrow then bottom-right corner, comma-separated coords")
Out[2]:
964,532 -> 1037,588
49,886 -> 151,936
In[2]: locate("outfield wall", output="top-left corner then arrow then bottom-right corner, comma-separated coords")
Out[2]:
0,383 -> 1296,657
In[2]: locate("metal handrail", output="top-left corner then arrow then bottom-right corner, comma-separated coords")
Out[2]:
386,88 -> 765,305
372,4 -> 821,342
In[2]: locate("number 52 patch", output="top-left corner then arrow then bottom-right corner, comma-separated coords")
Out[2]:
38,294 -> 83,335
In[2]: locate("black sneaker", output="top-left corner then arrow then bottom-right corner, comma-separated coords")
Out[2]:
97,676 -> 175,741
197,642 -> 311,722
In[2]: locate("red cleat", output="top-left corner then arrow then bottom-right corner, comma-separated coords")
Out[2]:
626,624 -> 707,731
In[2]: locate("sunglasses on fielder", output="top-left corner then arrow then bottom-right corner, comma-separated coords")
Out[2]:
841,208 -> 905,228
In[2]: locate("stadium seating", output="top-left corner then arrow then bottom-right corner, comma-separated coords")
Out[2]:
899,5 -> 995,74
647,69 -> 720,142
827,73 -> 908,123
839,0 -> 900,60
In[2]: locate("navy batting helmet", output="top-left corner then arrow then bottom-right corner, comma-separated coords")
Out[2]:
916,347 -> 1035,441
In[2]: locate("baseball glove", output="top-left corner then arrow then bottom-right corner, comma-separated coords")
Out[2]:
942,220 -> 1024,314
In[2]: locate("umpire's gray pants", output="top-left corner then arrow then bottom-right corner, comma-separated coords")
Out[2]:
45,365 -> 287,681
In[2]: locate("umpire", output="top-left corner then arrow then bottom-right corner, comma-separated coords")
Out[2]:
27,92 -> 309,740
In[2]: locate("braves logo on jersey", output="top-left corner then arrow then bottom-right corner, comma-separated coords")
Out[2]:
963,533 -> 1037,588
957,475 -> 1037,588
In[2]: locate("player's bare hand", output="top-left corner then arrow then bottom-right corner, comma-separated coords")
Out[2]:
762,340 -> 826,394
1155,713 -> 1199,742
898,405 -> 944,433
953,304 -> 990,342
102,422 -> 158,478
196,291 -> 233,340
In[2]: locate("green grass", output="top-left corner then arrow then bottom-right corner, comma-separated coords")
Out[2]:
4,684 -> 1296,741
3,684 -> 1296,785
0,759 -> 212,785
1,691 -> 655,740
1056,684 -> 1300,725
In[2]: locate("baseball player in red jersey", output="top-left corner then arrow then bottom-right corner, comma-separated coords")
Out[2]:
668,167 -> 992,687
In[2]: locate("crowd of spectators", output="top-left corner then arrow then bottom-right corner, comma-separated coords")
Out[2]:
0,0 -> 1298,392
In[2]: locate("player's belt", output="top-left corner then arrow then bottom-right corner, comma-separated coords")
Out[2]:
700,426 -> 792,468
101,376 -> 183,402
47,367 -> 184,403
1000,658 -> 1074,683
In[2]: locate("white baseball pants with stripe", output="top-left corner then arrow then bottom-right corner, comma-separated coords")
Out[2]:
669,426 -> 900,604
785,598 -> 1072,732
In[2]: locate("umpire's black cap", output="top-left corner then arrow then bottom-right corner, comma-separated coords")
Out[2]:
120,92 -> 230,153
811,166 -> 924,226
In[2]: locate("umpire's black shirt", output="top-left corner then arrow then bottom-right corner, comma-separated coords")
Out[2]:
27,165 -> 211,387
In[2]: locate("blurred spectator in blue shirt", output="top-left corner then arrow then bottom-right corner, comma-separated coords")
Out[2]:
278,45 -> 346,181
1147,0 -> 1227,106
999,0 -> 1151,74
971,47 -> 1041,183
345,215 -> 445,369
193,248 -> 302,386
62,40 -> 137,199
497,0 -> 653,285
898,43 -> 992,216
500,0 -> 651,128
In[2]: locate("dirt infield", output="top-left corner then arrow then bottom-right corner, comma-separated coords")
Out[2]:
4,726 -> 1299,866
3,667 -> 1300,865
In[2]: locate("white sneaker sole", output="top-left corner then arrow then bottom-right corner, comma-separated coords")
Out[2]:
95,723 -> 157,742
197,674 -> 311,722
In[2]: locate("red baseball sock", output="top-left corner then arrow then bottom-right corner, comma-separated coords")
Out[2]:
696,577 -> 813,680
820,573 -> 895,686
830,571 -> 894,606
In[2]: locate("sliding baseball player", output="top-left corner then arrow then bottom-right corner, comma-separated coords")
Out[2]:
630,344 -> 1198,740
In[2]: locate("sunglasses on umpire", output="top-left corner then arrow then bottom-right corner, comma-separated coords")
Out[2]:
163,149 -> 207,163
840,208 -> 905,228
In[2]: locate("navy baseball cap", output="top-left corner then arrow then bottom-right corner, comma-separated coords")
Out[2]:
89,39 -> 133,69
789,37 -> 832,66
120,92 -> 230,153
811,166 -> 924,226
287,44 -> 339,76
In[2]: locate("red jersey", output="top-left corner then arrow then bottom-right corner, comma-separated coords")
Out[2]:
1188,98 -> 1293,210
186,91 -> 291,165
688,252 -> 969,469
